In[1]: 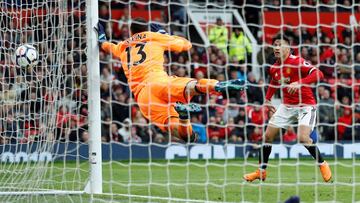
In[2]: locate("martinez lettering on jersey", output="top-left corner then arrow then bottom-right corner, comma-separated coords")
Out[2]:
128,33 -> 147,42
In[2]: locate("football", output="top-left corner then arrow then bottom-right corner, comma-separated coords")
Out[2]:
15,44 -> 39,68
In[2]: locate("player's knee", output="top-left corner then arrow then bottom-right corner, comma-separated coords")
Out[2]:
299,135 -> 312,144
174,126 -> 196,143
186,80 -> 197,89
178,125 -> 192,137
185,80 -> 197,95
264,132 -> 274,143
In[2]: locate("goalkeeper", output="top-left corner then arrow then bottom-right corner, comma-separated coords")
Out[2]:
243,35 -> 332,182
95,18 -> 245,142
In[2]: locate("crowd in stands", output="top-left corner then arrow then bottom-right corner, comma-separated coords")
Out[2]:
97,1 -> 359,143
0,1 -> 359,145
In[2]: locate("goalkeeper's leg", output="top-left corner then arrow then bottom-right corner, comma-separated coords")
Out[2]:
167,116 -> 198,143
184,78 -> 246,97
243,125 -> 279,182
298,125 -> 332,182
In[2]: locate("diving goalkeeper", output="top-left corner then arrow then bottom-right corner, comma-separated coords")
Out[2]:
95,18 -> 245,142
243,35 -> 332,182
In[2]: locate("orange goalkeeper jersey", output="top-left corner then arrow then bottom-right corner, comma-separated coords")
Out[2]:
101,32 -> 192,97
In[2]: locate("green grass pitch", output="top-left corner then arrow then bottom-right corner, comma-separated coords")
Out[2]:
1,159 -> 359,202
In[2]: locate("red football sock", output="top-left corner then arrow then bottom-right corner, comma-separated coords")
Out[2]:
168,117 -> 193,141
195,79 -> 218,94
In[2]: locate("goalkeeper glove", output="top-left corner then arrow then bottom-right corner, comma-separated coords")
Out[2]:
150,23 -> 168,34
94,22 -> 107,45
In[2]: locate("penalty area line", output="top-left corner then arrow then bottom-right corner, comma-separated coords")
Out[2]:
101,192 -> 235,203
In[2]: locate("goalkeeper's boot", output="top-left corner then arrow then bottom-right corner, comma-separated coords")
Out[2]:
319,161 -> 332,182
189,132 -> 199,142
243,169 -> 266,182
183,132 -> 199,143
215,79 -> 246,92
174,102 -> 202,120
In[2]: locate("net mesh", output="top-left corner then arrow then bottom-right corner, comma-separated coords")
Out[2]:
0,0 -> 88,201
97,0 -> 359,202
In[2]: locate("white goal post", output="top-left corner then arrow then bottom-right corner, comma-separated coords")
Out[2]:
0,0 -> 102,199
85,0 -> 103,195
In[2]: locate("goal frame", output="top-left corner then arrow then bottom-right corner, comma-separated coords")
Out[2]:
0,0 -> 103,196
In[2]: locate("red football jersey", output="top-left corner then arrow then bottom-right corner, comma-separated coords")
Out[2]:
267,54 -> 317,105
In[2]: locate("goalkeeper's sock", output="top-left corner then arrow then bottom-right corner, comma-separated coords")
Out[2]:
169,117 -> 193,142
195,79 -> 218,94
178,119 -> 193,141
259,144 -> 272,170
304,145 -> 324,163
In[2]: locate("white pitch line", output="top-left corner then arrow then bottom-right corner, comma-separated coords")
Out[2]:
112,176 -> 360,184
101,192 -> 241,203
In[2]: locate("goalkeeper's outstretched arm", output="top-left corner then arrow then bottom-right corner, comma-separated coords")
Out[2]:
101,42 -> 123,55
94,22 -> 122,55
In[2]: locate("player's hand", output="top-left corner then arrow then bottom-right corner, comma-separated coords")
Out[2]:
150,23 -> 168,34
287,81 -> 300,95
264,100 -> 276,115
94,22 -> 107,45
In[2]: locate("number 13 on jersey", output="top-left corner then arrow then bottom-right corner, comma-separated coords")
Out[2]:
125,42 -> 147,69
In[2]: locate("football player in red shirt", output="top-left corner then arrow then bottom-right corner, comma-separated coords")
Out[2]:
243,35 -> 332,182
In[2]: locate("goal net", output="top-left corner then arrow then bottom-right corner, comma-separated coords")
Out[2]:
0,0 -> 88,201
95,0 -> 359,202
1,0 -> 360,202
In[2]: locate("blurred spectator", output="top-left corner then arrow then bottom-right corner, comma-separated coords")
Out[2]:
248,103 -> 265,127
170,0 -> 187,24
300,27 -> 311,43
337,107 -> 352,140
129,127 -> 142,143
101,65 -> 116,83
191,115 -> 207,143
207,116 -> 226,143
318,89 -> 335,140
229,63 -> 247,82
3,113 -> 17,143
343,105 -> 360,140
81,131 -> 90,143
228,118 -> 245,143
209,18 -> 228,54
101,98 -> 111,121
203,95 -> 221,122
343,106 -> 360,140
234,108 -> 247,124
246,73 -> 264,104
229,28 -> 252,64
154,133 -> 166,143
237,0 -> 261,40
354,52 -> 360,79
56,106 -> 71,128
134,117 -> 151,142
283,126 -> 297,142
336,78 -> 352,103
111,87 -> 129,122
222,98 -> 239,123
118,118 -> 131,141
99,4 -> 110,20
110,123 -> 123,142
249,127 -> 262,143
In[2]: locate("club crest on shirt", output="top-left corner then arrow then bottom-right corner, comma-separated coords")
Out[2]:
286,68 -> 291,74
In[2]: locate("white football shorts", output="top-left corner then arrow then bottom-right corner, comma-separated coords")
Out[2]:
269,104 -> 317,130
